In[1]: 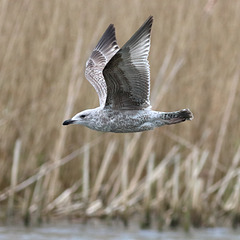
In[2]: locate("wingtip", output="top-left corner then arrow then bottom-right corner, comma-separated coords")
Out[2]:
143,16 -> 154,35
148,15 -> 153,21
103,24 -> 117,41
107,23 -> 116,32
95,23 -> 119,52
146,16 -> 153,25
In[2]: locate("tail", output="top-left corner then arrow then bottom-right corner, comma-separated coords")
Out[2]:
161,109 -> 194,125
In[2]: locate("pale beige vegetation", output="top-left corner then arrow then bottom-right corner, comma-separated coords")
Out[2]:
1,0 -> 240,228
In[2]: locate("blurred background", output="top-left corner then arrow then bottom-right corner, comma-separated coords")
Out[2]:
0,0 -> 240,229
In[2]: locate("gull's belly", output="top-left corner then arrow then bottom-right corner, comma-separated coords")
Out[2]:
96,110 -> 157,133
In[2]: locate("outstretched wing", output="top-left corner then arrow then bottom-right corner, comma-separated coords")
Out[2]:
85,24 -> 119,107
103,16 -> 153,110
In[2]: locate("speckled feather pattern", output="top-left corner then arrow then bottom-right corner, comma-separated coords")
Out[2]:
63,16 -> 193,132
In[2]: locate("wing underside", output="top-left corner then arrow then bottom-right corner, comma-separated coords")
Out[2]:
85,24 -> 119,107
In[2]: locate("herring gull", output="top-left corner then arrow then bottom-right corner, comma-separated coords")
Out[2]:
63,16 -> 193,133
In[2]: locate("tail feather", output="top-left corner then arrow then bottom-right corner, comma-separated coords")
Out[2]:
162,109 -> 193,125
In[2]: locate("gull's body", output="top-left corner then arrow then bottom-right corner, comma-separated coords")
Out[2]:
63,16 -> 193,132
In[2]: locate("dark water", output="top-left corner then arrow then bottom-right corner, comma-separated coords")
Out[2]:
0,222 -> 239,240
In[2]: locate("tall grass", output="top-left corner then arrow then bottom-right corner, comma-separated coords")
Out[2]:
1,0 -> 240,228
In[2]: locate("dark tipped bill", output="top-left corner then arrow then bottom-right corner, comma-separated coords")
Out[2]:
62,119 -> 75,125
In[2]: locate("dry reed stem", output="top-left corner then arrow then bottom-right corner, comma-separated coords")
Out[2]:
86,199 -> 103,216
108,133 -> 141,207
172,154 -> 180,208
189,149 -> 208,210
196,150 -> 209,177
7,139 -> 21,219
156,165 -> 166,205
46,179 -> 82,213
108,162 -> 122,202
29,166 -> 45,214
182,151 -> 196,200
82,146 -> 90,202
121,135 -> 130,205
192,179 -> 204,211
144,153 -> 155,205
91,140 -> 117,201
21,188 -> 31,225
223,170 -> 240,211
56,202 -> 85,216
129,137 -> 155,191
208,71 -> 239,188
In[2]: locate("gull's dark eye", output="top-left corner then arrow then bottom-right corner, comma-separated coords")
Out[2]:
80,114 -> 86,119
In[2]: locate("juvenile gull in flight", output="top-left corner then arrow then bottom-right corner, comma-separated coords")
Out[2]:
63,16 -> 193,133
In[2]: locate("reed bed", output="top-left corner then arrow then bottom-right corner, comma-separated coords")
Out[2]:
1,0 -> 240,229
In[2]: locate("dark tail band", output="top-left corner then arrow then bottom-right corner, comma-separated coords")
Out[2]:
163,109 -> 193,125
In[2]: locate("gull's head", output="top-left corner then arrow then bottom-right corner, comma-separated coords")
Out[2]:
62,109 -> 95,126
